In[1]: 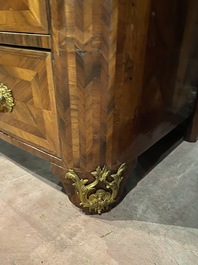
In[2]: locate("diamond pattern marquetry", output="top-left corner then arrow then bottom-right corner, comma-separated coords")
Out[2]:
0,0 -> 48,34
0,47 -> 60,156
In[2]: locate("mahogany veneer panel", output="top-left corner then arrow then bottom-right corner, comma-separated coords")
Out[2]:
0,47 -> 60,156
0,0 -> 49,34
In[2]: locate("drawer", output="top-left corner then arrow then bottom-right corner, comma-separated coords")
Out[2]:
0,46 -> 60,156
0,0 -> 48,34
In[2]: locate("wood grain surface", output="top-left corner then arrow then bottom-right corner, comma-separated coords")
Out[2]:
0,0 -> 198,212
0,0 -> 49,34
0,32 -> 51,49
0,46 -> 60,156
50,0 -> 198,174
50,0 -> 122,174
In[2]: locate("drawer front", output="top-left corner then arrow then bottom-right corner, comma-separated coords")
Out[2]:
0,0 -> 48,34
0,47 -> 60,156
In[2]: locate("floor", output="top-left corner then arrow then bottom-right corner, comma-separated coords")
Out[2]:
0,137 -> 198,265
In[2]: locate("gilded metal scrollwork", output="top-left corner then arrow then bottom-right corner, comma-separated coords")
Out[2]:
66,163 -> 127,214
0,83 -> 15,112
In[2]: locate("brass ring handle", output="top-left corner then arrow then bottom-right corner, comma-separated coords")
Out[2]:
0,83 -> 15,112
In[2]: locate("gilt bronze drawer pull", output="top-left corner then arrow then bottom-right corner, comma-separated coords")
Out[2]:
0,83 -> 15,112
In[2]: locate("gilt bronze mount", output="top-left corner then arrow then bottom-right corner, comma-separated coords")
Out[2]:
0,83 -> 15,112
66,163 -> 127,214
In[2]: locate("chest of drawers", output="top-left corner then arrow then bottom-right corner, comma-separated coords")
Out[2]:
0,0 -> 198,214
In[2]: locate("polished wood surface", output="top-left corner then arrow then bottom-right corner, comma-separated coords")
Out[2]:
0,32 -> 51,49
0,0 -> 49,34
51,0 -> 198,168
114,0 -> 198,161
0,131 -> 62,166
50,0 -> 120,173
0,0 -> 198,213
49,0 -> 198,211
0,47 -> 60,155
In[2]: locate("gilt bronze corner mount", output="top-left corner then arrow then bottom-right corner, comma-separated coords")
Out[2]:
65,163 -> 127,214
